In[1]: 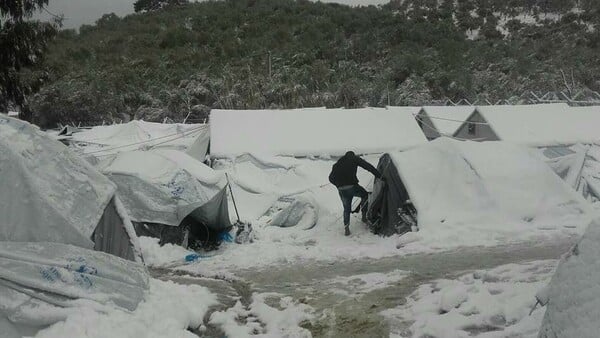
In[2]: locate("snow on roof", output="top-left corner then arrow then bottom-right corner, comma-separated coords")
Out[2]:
473,103 -> 600,146
210,107 -> 427,158
68,120 -> 209,160
7,111 -> 19,117
389,138 -> 589,229
421,106 -> 476,136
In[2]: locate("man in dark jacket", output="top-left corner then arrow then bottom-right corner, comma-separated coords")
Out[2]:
329,151 -> 382,236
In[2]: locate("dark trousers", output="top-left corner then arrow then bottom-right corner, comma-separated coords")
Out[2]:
338,185 -> 368,226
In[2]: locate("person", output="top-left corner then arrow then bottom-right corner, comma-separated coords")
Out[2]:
329,151 -> 383,236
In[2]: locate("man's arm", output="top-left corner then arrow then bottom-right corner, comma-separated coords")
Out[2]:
356,156 -> 382,178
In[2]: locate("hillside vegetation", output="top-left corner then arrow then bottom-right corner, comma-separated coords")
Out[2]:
28,0 -> 600,127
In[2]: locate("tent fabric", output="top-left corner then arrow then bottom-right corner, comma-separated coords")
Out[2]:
538,219 -> 600,338
67,120 -> 209,161
367,138 -> 590,236
0,242 -> 149,336
0,116 -> 114,248
98,149 -> 231,231
0,116 -> 142,262
367,154 -> 412,236
210,107 -> 427,158
93,197 -> 140,262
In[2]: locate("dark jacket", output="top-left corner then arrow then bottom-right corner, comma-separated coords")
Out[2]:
329,152 -> 381,188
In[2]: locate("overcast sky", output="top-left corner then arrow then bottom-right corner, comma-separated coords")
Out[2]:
36,0 -> 389,29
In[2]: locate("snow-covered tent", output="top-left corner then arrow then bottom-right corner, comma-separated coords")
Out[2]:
0,116 -> 148,336
0,116 -> 142,261
367,138 -> 590,236
210,107 -> 427,158
453,103 -> 600,146
414,106 -> 476,140
97,149 -> 232,249
538,218 -> 600,338
537,144 -> 600,204
66,120 -> 210,162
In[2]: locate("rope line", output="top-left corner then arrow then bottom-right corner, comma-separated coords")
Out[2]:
415,113 -> 489,125
414,115 -> 488,142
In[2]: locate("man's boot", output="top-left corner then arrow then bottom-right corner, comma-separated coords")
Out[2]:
344,225 -> 351,236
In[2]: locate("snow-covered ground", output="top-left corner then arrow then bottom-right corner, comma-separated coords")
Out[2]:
384,260 -> 557,338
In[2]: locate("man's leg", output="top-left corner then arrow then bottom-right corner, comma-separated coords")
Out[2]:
338,190 -> 352,231
352,185 -> 369,222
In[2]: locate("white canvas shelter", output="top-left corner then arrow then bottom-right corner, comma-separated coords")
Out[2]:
0,117 -> 148,337
538,218 -> 600,338
67,120 -> 210,161
384,138 -> 589,231
97,149 -> 231,230
415,106 -> 476,139
0,116 -> 141,261
210,107 -> 427,158
454,103 -> 600,146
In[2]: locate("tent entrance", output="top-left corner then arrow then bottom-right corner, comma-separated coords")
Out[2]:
367,153 -> 418,236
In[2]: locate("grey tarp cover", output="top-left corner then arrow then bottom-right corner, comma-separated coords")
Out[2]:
538,219 -> 600,338
367,153 -> 412,236
97,149 -> 232,231
0,242 -> 148,337
0,116 -> 141,262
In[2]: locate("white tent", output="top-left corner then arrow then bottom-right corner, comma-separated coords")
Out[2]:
97,149 -> 231,232
0,116 -> 141,261
67,120 -> 210,161
538,218 -> 600,338
380,138 -> 590,231
416,106 -> 475,139
0,116 -> 148,336
210,107 -> 427,158
454,103 -> 600,146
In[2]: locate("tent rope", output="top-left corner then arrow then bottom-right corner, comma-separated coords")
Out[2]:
417,113 -> 489,125
414,115 -> 489,142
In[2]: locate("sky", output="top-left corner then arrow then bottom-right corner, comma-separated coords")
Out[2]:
36,0 -> 389,29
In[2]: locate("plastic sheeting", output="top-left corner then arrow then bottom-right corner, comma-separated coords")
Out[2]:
0,116 -> 114,248
266,195 -> 319,228
539,144 -> 600,204
0,242 -> 149,336
98,149 -> 231,231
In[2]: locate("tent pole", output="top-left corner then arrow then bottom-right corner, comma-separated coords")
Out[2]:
225,173 -> 241,223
